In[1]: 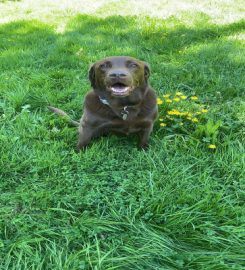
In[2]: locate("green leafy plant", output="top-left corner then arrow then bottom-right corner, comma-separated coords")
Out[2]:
194,119 -> 222,145
157,91 -> 220,149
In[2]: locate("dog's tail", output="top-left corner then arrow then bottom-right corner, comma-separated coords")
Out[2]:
47,106 -> 80,127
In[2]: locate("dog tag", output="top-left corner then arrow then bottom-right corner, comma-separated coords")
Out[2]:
121,106 -> 129,121
122,113 -> 128,120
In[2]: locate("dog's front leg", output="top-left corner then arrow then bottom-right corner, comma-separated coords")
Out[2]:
138,122 -> 153,149
76,122 -> 95,151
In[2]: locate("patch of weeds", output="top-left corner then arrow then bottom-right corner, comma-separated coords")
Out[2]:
157,91 -> 222,149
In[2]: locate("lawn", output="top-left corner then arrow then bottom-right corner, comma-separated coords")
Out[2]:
0,0 -> 244,269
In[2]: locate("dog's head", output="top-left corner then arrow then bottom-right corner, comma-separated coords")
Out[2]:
88,56 -> 150,98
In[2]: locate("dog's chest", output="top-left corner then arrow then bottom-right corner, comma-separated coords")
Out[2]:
107,120 -> 142,135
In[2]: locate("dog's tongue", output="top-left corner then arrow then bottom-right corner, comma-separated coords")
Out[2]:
111,84 -> 129,95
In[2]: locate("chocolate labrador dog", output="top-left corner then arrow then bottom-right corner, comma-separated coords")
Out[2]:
49,56 -> 158,150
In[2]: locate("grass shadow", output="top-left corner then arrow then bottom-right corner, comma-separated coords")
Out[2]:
0,15 -> 244,112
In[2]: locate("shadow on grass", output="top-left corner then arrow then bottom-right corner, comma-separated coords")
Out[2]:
0,15 -> 244,111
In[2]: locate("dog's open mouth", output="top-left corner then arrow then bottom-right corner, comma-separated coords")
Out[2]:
110,83 -> 130,96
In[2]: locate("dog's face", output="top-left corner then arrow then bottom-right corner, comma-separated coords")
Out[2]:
89,56 -> 150,98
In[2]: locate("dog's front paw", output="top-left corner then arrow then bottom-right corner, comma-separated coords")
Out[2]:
76,143 -> 88,153
138,142 -> 149,150
75,145 -> 82,153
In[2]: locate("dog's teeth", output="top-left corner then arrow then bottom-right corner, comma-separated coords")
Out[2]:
111,87 -> 129,94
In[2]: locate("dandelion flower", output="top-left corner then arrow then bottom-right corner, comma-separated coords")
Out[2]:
180,95 -> 187,100
163,94 -> 170,98
208,144 -> 216,149
176,91 -> 183,96
166,99 -> 172,103
190,96 -> 198,100
191,117 -> 199,123
173,97 -> 180,102
201,109 -> 208,113
160,123 -> 166,127
157,98 -> 163,105
168,109 -> 181,115
174,111 -> 181,116
167,110 -> 175,115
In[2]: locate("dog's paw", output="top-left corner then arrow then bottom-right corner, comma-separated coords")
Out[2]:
75,146 -> 82,153
76,143 -> 88,153
138,142 -> 149,150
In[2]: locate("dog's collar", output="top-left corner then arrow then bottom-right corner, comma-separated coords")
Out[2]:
99,96 -> 110,105
99,96 -> 129,120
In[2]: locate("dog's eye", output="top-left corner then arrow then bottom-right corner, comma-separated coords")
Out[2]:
129,63 -> 138,68
99,64 -> 106,69
99,62 -> 110,70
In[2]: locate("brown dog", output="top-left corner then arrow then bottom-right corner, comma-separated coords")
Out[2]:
49,56 -> 158,150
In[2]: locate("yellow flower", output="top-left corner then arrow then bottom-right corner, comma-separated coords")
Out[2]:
163,94 -> 170,98
187,113 -> 193,117
201,109 -> 208,113
196,112 -> 202,115
191,117 -> 199,123
160,123 -> 166,127
187,117 -> 192,120
190,96 -> 198,100
159,118 -> 163,121
166,99 -> 172,103
208,144 -> 216,149
157,98 -> 163,105
175,91 -> 183,96
174,111 -> 181,116
180,95 -> 187,100
167,109 -> 181,116
173,97 -> 180,102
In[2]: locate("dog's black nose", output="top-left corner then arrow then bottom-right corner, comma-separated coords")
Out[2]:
109,72 -> 127,78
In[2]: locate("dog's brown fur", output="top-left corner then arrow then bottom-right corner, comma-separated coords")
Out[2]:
49,56 -> 158,150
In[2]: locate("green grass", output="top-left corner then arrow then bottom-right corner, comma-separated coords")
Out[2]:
0,1 -> 245,269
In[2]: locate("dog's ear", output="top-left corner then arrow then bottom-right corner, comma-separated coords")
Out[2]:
88,63 -> 96,88
143,62 -> 151,82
